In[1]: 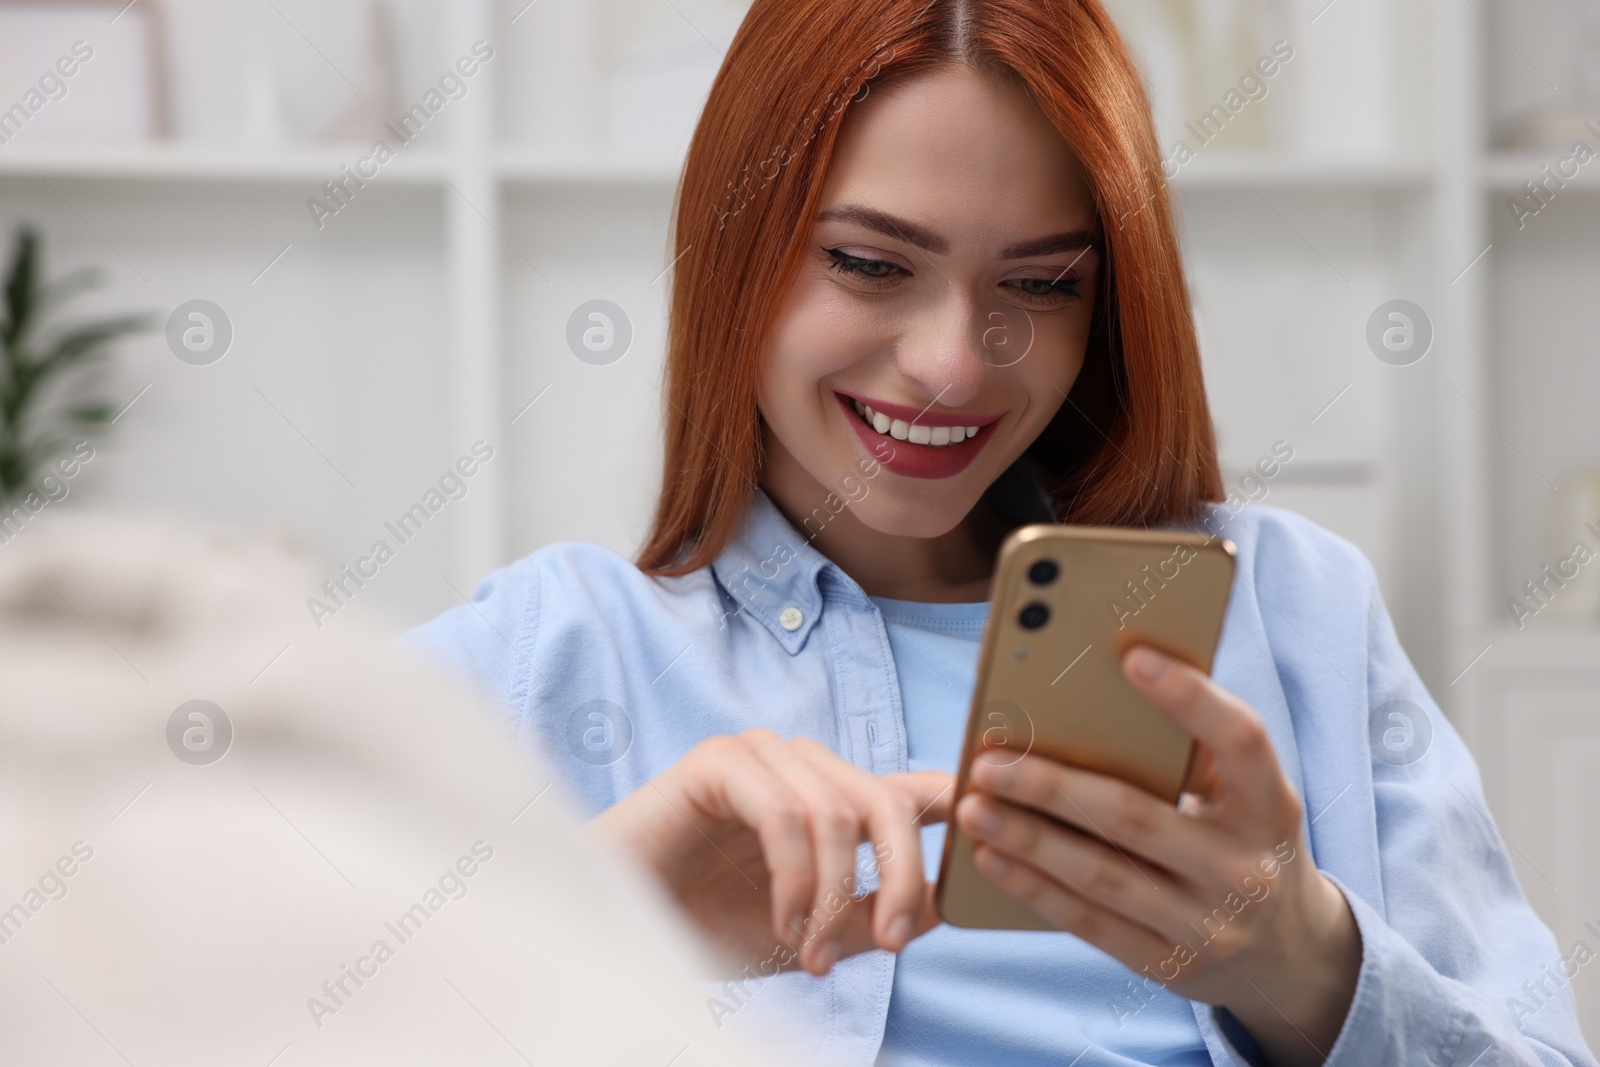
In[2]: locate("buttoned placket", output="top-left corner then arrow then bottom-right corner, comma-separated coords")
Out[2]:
708,490 -> 935,1064
809,565 -> 909,1065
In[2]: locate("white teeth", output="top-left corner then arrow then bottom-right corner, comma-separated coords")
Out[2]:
846,396 -> 979,448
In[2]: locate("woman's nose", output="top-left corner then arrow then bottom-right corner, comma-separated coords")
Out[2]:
892,293 -> 1020,409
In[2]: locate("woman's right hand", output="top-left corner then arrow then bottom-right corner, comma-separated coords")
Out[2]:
588,728 -> 953,977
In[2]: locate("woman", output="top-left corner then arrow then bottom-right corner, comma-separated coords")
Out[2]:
400,1 -> 1595,1064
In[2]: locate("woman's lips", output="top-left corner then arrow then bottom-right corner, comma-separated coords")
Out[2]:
834,391 -> 997,480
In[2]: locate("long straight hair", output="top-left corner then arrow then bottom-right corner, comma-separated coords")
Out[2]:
635,0 -> 1222,576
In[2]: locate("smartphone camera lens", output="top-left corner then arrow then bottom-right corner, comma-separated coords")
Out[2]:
1018,602 -> 1050,630
1027,559 -> 1059,586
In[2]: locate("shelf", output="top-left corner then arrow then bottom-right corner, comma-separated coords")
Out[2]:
1481,622 -> 1600,677
0,143 -> 683,188
1485,153 -> 1600,194
0,143 -> 453,183
1168,155 -> 1432,191
497,150 -> 679,186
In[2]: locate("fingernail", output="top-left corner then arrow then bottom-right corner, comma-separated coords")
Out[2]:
813,940 -> 840,973
887,913 -> 913,949
965,798 -> 1003,836
1129,645 -> 1169,682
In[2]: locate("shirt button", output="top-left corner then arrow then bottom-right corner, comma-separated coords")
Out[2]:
779,606 -> 804,631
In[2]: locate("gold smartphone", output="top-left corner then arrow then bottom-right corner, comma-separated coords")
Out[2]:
934,523 -> 1237,931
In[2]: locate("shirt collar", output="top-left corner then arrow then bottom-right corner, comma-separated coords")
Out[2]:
710,487 -> 852,655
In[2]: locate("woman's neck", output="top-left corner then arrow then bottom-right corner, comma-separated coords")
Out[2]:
759,469 -> 1015,604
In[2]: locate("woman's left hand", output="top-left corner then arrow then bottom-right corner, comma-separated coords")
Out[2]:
954,643 -> 1362,1067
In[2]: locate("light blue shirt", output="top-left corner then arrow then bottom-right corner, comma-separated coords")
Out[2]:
398,486 -> 1596,1067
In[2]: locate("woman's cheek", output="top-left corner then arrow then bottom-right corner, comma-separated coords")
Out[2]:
799,295 -> 901,382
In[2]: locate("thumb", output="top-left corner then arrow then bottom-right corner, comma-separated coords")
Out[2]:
825,883 -> 944,969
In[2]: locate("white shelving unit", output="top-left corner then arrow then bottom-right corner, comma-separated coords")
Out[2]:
0,0 -> 694,616
1435,0 -> 1600,1045
0,0 -> 1595,1036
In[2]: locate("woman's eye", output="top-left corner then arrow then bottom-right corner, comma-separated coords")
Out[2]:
824,248 -> 904,283
1007,276 -> 1082,304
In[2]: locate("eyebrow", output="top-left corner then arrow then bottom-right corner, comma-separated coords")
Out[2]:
814,204 -> 1095,259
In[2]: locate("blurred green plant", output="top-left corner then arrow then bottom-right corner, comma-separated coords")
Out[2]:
0,225 -> 152,501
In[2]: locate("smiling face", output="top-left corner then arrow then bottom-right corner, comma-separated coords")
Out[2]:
756,63 -> 1102,559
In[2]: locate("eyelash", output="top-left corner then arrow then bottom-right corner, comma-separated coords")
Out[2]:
822,247 -> 1082,305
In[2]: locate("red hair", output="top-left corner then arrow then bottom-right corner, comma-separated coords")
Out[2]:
635,0 -> 1222,576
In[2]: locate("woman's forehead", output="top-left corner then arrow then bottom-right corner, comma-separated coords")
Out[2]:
817,67 -> 1097,247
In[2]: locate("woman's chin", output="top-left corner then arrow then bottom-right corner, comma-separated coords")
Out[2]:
836,492 -> 979,541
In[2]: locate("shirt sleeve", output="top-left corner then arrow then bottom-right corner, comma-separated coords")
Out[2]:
1213,552 -> 1597,1067
391,555 -> 543,731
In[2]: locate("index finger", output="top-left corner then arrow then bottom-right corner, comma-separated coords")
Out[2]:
788,740 -> 932,953
882,769 -> 953,826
